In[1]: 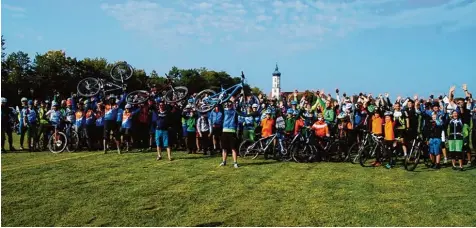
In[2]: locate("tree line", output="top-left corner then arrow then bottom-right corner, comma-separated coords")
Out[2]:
1,36 -> 264,104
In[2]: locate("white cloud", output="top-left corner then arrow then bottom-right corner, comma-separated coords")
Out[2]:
3,4 -> 26,12
100,0 -> 476,52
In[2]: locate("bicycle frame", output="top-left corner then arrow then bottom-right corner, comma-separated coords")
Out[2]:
99,79 -> 124,94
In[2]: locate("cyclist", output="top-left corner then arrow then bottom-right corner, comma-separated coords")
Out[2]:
209,106 -> 223,152
197,112 -> 212,155
74,101 -> 87,150
1,97 -> 17,152
24,100 -> 38,152
219,99 -> 239,168
64,98 -> 76,139
18,97 -> 28,150
370,110 -> 384,167
45,102 -> 63,143
383,111 -> 396,169
447,110 -> 464,171
83,100 -> 96,151
120,104 -> 140,153
37,100 -> 50,151
260,109 -> 274,139
103,94 -> 125,154
393,102 -> 409,156
154,100 -> 173,161
94,102 -> 105,150
426,113 -> 443,169
284,109 -> 296,136
242,106 -> 257,142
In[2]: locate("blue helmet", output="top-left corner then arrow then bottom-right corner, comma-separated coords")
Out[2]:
291,101 -> 298,105
265,109 -> 272,114
188,98 -> 194,103
155,97 -> 162,103
286,109 -> 294,115
27,100 -> 33,105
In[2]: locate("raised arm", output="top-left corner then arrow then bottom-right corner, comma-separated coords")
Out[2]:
449,85 -> 456,103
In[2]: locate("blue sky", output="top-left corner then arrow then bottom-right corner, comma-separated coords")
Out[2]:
2,0 -> 475,98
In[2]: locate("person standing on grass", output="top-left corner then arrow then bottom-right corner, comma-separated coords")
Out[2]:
103,94 -> 125,154
220,99 -> 239,168
95,102 -> 105,150
24,100 -> 38,152
184,108 -> 198,154
83,100 -> 96,151
197,112 -> 212,155
1,97 -> 17,152
37,100 -> 49,151
154,100 -> 172,161
18,97 -> 28,150
209,106 -> 223,152
448,110 -> 465,171
426,113 -> 443,169
119,104 -> 140,153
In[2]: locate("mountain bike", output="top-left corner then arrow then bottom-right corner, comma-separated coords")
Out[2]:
77,62 -> 149,105
289,128 -> 318,163
194,71 -> 260,117
47,125 -> 68,153
404,135 -> 431,171
239,133 -> 287,160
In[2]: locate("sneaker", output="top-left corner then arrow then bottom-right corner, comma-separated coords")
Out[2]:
233,163 -> 239,168
452,166 -> 457,170
444,157 -> 448,164
219,162 -> 226,166
168,158 -> 173,161
19,147 -> 24,151
467,161 -> 472,166
156,156 -> 162,161
433,164 -> 441,169
385,163 -> 392,169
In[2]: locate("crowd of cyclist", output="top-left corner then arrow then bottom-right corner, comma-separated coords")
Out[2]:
1,84 -> 475,170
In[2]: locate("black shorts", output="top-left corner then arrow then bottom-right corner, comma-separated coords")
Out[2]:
104,120 -> 117,138
395,129 -> 406,140
221,132 -> 237,151
120,127 -> 130,135
449,152 -> 463,160
212,126 -> 222,137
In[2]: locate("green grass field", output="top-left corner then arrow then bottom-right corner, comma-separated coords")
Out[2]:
2,136 -> 476,227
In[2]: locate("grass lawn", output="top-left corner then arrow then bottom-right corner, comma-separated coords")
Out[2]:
2,136 -> 476,227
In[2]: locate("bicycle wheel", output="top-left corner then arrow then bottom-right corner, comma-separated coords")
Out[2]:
239,139 -> 254,158
48,132 -> 68,154
347,142 -> 362,164
291,143 -> 313,163
359,144 -> 378,167
77,77 -> 101,97
110,62 -> 133,82
126,90 -> 150,104
194,89 -> 218,113
235,94 -> 261,117
327,140 -> 346,162
164,86 -> 188,103
404,146 -> 422,171
67,130 -> 79,152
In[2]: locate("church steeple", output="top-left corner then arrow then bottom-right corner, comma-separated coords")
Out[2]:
272,63 -> 281,77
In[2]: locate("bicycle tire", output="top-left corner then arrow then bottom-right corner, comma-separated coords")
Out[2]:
67,130 -> 79,152
48,132 -> 68,154
347,142 -> 362,164
238,139 -> 254,158
110,62 -> 133,82
404,146 -> 422,171
291,144 -> 313,163
126,90 -> 150,104
77,77 -> 101,97
359,144 -> 378,167
164,86 -> 188,103
194,89 -> 218,113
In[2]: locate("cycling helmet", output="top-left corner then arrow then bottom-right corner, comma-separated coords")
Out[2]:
252,103 -> 259,108
265,109 -> 272,114
337,112 -> 347,119
84,99 -> 89,104
303,112 -> 313,118
188,98 -> 194,103
185,104 -> 193,109
290,101 -> 298,105
384,111 -> 393,116
125,104 -> 132,109
367,105 -> 376,113
27,100 -> 33,105
109,94 -> 117,99
21,97 -> 27,102
52,101 -> 59,106
155,97 -> 162,103
1,97 -> 6,103
286,109 -> 294,115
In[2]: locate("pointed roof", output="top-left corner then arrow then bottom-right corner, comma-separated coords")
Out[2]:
272,63 -> 281,77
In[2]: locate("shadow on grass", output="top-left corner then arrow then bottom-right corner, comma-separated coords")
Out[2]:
195,222 -> 224,227
242,160 -> 279,166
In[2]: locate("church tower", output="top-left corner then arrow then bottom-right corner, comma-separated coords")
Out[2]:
271,63 -> 281,99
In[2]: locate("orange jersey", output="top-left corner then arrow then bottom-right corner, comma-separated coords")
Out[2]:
371,116 -> 383,135
261,118 -> 274,138
384,120 -> 396,141
294,119 -> 305,135
311,121 -> 329,137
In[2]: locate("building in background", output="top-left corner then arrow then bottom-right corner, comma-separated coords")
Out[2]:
271,63 -> 281,99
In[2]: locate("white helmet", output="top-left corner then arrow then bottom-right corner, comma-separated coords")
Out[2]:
252,103 -> 259,108
125,104 -> 132,109
1,97 -> 6,103
21,97 -> 28,102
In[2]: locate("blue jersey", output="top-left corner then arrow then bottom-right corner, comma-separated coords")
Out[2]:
48,110 -> 62,124
25,108 -> 38,124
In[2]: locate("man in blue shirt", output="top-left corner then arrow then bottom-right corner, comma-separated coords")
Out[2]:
24,100 -> 38,152
220,99 -> 239,168
153,100 -> 172,161
209,106 -> 223,153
